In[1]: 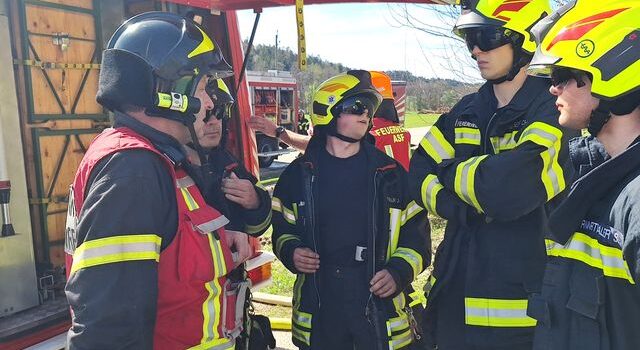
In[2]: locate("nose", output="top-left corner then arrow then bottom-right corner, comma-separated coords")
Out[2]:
471,45 -> 483,56
549,83 -> 562,96
202,93 -> 214,112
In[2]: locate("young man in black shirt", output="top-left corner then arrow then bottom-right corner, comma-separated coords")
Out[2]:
271,70 -> 430,350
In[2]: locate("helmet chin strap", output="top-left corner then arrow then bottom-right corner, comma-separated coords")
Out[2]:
588,100 -> 612,136
326,117 -> 373,144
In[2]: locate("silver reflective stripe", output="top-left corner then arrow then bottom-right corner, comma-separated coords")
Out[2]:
176,176 -> 196,188
545,143 -> 562,196
197,216 -> 230,234
455,128 -> 481,145
457,156 -> 483,205
389,317 -> 409,331
464,298 -> 536,327
421,129 -> 454,163
74,242 -> 159,260
293,311 -> 312,328
391,329 -> 413,349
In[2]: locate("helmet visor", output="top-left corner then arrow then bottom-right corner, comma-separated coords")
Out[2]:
336,95 -> 378,118
550,67 -> 590,88
460,26 -> 512,52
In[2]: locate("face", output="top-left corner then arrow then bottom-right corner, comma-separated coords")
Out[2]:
472,43 -> 514,81
549,75 -> 599,130
192,79 -> 220,149
336,111 -> 370,140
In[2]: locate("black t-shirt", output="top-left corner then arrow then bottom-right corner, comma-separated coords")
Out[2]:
317,146 -> 369,265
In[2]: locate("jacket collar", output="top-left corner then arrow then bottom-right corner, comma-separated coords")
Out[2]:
113,112 -> 187,165
463,76 -> 550,118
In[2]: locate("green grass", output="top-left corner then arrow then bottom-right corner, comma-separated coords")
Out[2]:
404,112 -> 440,129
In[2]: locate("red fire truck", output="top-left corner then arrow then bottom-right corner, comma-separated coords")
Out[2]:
0,1 -> 446,348
246,70 -> 300,167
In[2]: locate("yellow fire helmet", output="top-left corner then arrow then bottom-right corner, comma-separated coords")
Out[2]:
454,0 -> 552,54
528,0 -> 640,101
311,70 -> 382,127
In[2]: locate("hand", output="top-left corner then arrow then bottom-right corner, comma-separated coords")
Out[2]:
293,248 -> 320,274
225,230 -> 252,267
369,269 -> 397,298
222,172 -> 260,210
248,116 -> 278,137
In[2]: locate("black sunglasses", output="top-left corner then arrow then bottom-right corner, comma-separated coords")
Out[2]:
550,68 -> 588,88
461,26 -> 513,52
203,104 -> 230,123
336,95 -> 377,118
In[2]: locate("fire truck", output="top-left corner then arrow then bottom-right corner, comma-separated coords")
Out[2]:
0,0 -> 445,348
246,70 -> 300,167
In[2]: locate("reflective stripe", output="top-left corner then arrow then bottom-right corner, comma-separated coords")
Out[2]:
424,275 -> 436,307
176,176 -> 196,188
465,297 -> 536,327
181,187 -> 200,211
401,200 -> 423,225
292,327 -> 311,346
201,233 -> 228,345
293,309 -> 312,329
409,290 -> 427,307
70,234 -> 161,275
392,292 -> 407,312
546,232 -> 635,284
454,155 -> 488,213
490,131 -> 518,153
392,247 -> 423,279
388,208 -> 402,259
197,216 -> 230,234
518,122 -> 566,200
187,338 -> 234,350
272,197 -> 296,225
275,234 -> 300,259
455,127 -> 481,145
245,210 -> 272,235
391,329 -> 413,349
384,144 -> 394,158
419,126 -> 454,164
420,174 -> 443,215
388,315 -> 409,331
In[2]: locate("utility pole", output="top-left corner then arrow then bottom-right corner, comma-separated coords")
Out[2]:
274,31 -> 278,71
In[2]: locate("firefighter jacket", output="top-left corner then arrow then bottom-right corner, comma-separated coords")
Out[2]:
200,147 -> 271,237
370,117 -> 412,171
64,113 -> 237,350
271,140 -> 431,350
529,137 -> 640,350
408,76 -> 577,347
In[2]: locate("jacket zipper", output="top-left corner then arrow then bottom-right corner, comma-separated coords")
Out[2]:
307,172 -> 321,309
483,112 -> 498,154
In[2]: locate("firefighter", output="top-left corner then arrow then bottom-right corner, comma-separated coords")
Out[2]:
408,0 -> 578,349
524,1 -> 640,349
64,12 -> 248,349
369,71 -> 412,170
248,71 -> 411,170
271,70 -> 430,350
188,77 -> 274,347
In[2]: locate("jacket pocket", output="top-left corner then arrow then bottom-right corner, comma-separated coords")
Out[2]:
566,268 -> 606,350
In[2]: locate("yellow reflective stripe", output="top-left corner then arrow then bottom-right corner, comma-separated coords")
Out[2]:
384,144 -> 394,158
453,155 -> 488,213
392,247 -> 423,279
70,234 -> 161,275
388,208 -> 402,259
293,309 -> 312,329
388,314 -> 409,332
188,26 -> 215,59
421,174 -> 443,215
275,234 -> 300,259
401,200 -> 423,226
181,187 -> 200,211
546,233 -> 635,284
419,126 -> 454,164
292,327 -> 311,346
187,338 -> 234,350
245,211 -> 272,235
465,297 -> 536,327
272,197 -> 296,225
391,329 -> 413,349
201,233 -> 228,344
518,122 -> 566,200
455,127 -> 481,145
490,131 -> 519,153
424,275 -> 436,307
409,290 -> 427,307
392,292 -> 407,312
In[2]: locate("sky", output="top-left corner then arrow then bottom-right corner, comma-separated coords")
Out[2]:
236,3 -> 482,81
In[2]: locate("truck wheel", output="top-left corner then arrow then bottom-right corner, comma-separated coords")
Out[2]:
258,137 -> 278,168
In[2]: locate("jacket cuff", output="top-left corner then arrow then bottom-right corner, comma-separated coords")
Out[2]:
385,257 -> 413,293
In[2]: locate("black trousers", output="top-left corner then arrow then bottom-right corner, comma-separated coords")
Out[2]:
310,264 -> 377,350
